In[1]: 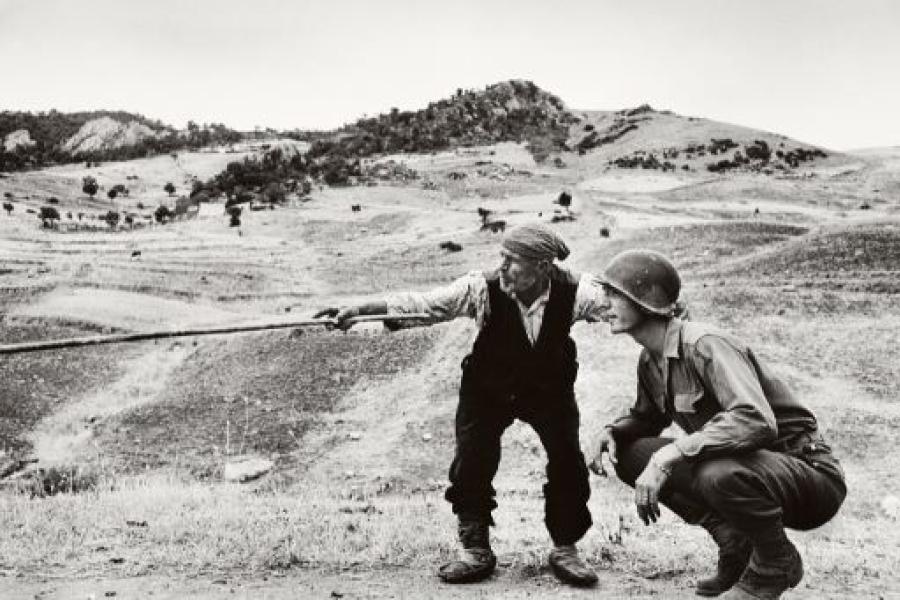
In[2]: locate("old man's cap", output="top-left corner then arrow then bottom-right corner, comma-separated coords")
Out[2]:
501,223 -> 570,262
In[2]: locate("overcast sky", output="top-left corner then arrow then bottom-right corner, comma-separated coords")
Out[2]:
1,0 -> 898,150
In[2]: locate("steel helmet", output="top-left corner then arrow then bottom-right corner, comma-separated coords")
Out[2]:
601,249 -> 681,315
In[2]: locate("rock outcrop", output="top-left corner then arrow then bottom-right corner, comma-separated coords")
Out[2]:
3,129 -> 36,152
62,117 -> 161,154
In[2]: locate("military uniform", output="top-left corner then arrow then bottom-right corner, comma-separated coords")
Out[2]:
608,318 -> 846,537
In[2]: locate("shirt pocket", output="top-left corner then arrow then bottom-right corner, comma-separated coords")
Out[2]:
673,389 -> 704,414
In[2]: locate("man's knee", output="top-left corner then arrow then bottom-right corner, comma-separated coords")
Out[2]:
613,437 -> 662,486
693,458 -> 752,503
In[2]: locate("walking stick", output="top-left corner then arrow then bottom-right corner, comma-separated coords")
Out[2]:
0,313 -> 430,355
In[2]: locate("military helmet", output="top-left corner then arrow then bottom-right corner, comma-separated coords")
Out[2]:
601,249 -> 681,315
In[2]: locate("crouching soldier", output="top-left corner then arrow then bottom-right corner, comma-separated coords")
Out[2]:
589,250 -> 846,599
316,223 -> 607,587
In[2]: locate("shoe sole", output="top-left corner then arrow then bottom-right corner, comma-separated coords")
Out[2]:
549,563 -> 598,587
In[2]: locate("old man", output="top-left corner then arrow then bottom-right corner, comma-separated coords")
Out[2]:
317,223 -> 608,587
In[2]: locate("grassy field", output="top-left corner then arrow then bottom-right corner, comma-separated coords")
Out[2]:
1,143 -> 899,598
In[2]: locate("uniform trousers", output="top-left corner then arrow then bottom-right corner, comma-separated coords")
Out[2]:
614,436 -> 846,532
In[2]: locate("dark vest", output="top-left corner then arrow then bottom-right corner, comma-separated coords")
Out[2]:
465,266 -> 579,402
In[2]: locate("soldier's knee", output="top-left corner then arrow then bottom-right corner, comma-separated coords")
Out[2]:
693,458 -> 746,501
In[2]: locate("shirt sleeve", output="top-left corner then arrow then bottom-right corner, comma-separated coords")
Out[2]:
608,361 -> 672,443
573,273 -> 609,323
384,271 -> 488,326
674,335 -> 779,459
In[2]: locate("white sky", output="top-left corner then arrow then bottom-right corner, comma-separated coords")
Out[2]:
1,0 -> 898,150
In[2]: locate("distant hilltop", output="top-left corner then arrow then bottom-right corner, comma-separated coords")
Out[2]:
1,80 -> 833,176
202,80 -> 836,201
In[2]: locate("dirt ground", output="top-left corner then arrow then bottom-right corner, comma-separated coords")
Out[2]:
1,141 -> 899,598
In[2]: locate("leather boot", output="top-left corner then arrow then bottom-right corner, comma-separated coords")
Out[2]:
437,519 -> 496,584
548,544 -> 598,587
721,521 -> 803,600
696,514 -> 752,597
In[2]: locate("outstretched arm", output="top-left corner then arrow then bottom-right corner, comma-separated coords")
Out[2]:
313,271 -> 489,331
314,301 -> 388,330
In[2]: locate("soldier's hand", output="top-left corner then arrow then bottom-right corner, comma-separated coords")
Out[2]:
588,427 -> 617,477
634,461 -> 668,526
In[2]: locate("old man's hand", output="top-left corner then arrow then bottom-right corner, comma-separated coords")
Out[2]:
313,306 -> 359,331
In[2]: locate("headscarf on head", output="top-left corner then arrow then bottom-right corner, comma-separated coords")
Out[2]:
501,222 -> 570,262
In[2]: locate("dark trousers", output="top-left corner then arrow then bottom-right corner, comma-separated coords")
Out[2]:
444,373 -> 592,546
614,437 -> 846,532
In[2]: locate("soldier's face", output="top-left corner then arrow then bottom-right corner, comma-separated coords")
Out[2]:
498,250 -> 543,296
602,285 -> 645,334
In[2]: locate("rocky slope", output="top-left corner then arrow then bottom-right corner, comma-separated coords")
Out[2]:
61,116 -> 162,154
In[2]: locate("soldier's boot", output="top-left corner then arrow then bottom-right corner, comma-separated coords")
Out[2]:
695,514 -> 753,597
548,544 -> 598,587
437,518 -> 496,584
721,521 -> 803,600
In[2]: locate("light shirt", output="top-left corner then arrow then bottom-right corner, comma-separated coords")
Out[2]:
384,269 -> 608,344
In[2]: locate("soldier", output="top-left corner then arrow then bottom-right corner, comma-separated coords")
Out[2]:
589,250 -> 846,599
316,223 -> 607,587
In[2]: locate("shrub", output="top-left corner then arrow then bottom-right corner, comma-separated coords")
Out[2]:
154,205 -> 173,224
227,205 -> 242,227
104,210 -> 120,229
38,205 -> 60,228
82,176 -> 98,198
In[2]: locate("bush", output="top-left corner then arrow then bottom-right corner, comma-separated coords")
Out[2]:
227,205 -> 242,227
38,205 -> 60,228
154,205 -> 173,224
104,210 -> 120,229
82,176 -> 98,198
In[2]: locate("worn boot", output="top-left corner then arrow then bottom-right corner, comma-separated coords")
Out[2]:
721,523 -> 803,600
548,544 -> 598,587
437,519 -> 497,584
696,515 -> 753,597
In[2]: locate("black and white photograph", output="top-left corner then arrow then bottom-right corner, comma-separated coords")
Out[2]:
1,1 -> 898,598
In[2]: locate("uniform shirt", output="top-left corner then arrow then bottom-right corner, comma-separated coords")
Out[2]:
609,318 -> 820,459
384,269 -> 608,344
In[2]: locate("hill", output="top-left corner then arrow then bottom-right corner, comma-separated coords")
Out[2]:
0,109 -> 243,172
200,81 -> 842,206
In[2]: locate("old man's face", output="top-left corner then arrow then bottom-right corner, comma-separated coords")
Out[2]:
498,249 -> 545,297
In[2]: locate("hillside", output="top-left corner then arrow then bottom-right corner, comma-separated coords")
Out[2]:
199,81 -> 844,207
0,110 -> 243,172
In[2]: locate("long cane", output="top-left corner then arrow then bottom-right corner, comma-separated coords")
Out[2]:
0,314 -> 430,355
